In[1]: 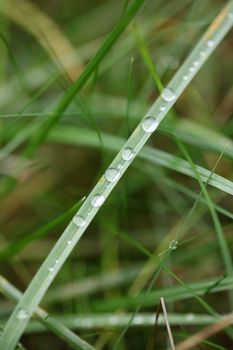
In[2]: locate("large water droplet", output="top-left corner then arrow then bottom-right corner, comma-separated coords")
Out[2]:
122,148 -> 134,161
207,40 -> 214,47
141,117 -> 159,133
73,214 -> 86,227
91,194 -> 105,207
161,87 -> 176,102
169,240 -> 178,250
105,168 -> 120,182
16,308 -> 28,320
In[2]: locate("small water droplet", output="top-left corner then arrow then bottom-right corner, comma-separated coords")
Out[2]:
182,75 -> 188,81
105,168 -> 120,182
200,51 -> 206,57
91,194 -> 105,207
122,148 -> 134,161
189,66 -> 194,72
67,240 -> 72,245
186,313 -> 195,322
16,308 -> 28,320
207,40 -> 214,47
48,267 -> 54,272
55,259 -> 59,264
193,61 -> 199,66
141,117 -> 159,133
161,87 -> 176,102
117,162 -> 124,169
169,240 -> 178,250
159,103 -> 166,111
73,214 -> 86,227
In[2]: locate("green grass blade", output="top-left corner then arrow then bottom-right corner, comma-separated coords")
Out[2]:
24,0 -> 146,156
1,3 -> 232,349
0,275 -> 96,350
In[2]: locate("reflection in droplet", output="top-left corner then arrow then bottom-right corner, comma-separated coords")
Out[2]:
122,148 -> 134,161
91,194 -> 105,207
141,117 -> 159,133
161,87 -> 176,102
73,214 -> 86,227
105,168 -> 120,183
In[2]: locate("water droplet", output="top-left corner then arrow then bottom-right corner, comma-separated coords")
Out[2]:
207,40 -> 214,47
141,117 -> 159,133
200,51 -> 206,57
105,168 -> 120,182
182,75 -> 188,81
169,240 -> 178,250
67,240 -> 72,245
186,313 -> 195,322
161,87 -> 176,102
55,259 -> 59,264
16,308 -> 28,320
91,194 -> 105,207
189,66 -> 194,72
73,214 -> 86,227
48,267 -> 54,272
117,163 -> 124,170
159,103 -> 166,111
122,148 -> 134,161
193,61 -> 199,66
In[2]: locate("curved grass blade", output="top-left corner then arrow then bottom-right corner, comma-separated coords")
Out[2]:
1,3 -> 232,349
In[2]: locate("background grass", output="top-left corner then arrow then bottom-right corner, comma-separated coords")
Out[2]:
0,0 -> 233,349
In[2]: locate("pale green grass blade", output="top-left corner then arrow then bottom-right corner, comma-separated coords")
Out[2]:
49,125 -> 233,196
0,275 -> 96,350
1,4 -> 232,349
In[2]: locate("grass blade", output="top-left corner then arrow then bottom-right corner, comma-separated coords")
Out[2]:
1,3 -> 232,349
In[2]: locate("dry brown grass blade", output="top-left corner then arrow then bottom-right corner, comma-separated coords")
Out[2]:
0,0 -> 83,81
175,313 -> 233,350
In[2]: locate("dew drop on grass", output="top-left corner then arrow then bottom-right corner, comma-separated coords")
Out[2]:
169,240 -> 178,250
55,259 -> 59,264
91,194 -> 105,207
73,214 -> 86,227
189,66 -> 194,72
16,308 -> 28,320
200,51 -> 206,57
207,40 -> 214,47
161,87 -> 176,102
193,61 -> 199,66
122,147 -> 134,161
105,168 -> 120,182
159,103 -> 166,111
186,313 -> 195,322
182,75 -> 188,81
117,163 -> 124,170
67,240 -> 72,245
48,267 -> 54,272
141,117 -> 159,133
